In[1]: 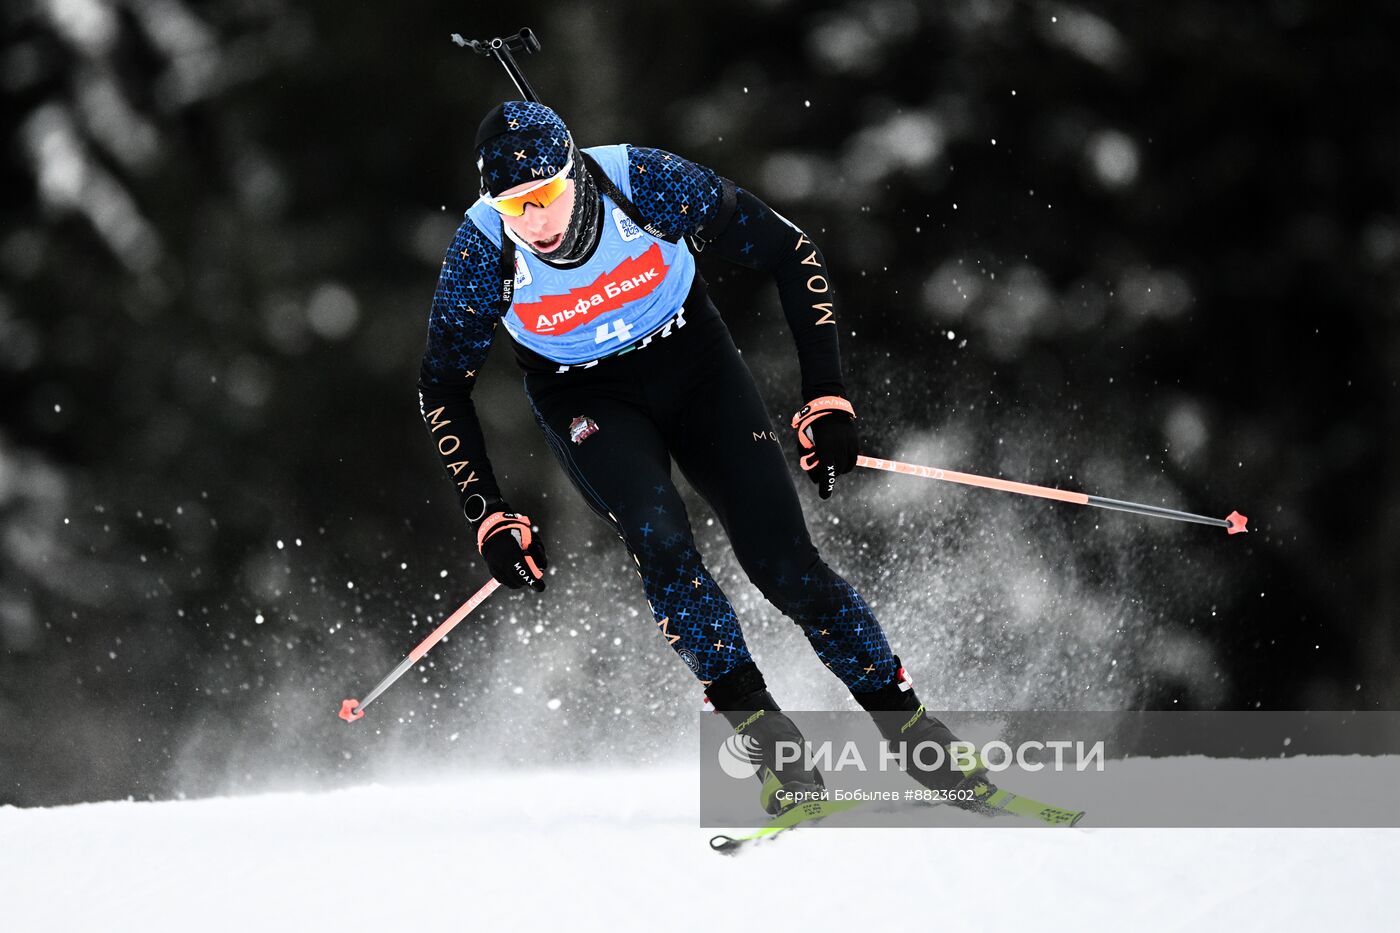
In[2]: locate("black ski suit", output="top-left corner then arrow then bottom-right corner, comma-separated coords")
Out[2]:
418,143 -> 898,702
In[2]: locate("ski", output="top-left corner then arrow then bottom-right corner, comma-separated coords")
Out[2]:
946,752 -> 1087,826
709,798 -> 864,855
960,775 -> 1086,826
709,780 -> 1084,854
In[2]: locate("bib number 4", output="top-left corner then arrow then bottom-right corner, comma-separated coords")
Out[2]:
595,319 -> 634,345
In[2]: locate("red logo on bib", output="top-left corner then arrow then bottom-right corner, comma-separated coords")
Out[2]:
515,243 -> 667,335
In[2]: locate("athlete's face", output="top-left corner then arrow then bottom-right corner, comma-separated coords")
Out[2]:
499,178 -> 575,254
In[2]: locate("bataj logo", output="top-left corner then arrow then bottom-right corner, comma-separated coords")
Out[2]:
513,243 -> 668,335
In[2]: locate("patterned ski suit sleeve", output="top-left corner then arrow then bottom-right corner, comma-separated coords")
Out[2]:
625,145 -> 846,401
418,217 -> 507,513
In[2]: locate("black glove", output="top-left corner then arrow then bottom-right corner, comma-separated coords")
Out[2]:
467,495 -> 548,591
806,414 -> 859,499
791,396 -> 859,500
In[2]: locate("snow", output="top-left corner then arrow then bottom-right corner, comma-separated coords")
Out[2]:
2,762 -> 1394,932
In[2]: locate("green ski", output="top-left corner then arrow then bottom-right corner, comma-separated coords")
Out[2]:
709,781 -> 1084,854
961,776 -> 1086,826
709,797 -> 865,854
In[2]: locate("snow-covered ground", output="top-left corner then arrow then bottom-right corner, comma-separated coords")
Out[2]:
2,762 -> 1394,932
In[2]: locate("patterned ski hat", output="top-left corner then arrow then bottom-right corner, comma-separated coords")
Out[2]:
475,101 -> 574,197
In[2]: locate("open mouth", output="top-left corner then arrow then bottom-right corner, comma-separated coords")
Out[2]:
533,232 -> 564,252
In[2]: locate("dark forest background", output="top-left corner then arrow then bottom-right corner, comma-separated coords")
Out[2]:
2,0 -> 1396,806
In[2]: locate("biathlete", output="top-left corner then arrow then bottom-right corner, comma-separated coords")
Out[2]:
419,100 -> 987,814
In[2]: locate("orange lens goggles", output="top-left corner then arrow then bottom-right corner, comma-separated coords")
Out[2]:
482,159 -> 573,217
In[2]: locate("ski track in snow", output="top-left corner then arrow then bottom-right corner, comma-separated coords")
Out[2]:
2,764 -> 1393,933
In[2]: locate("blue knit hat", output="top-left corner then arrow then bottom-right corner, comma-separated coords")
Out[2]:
475,101 -> 574,197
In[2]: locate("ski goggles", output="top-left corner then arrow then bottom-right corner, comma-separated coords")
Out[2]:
481,155 -> 573,217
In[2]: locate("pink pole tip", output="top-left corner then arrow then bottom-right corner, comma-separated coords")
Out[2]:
339,699 -> 365,722
1225,511 -> 1248,535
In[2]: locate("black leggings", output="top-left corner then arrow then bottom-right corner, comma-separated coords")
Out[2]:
524,302 -> 897,694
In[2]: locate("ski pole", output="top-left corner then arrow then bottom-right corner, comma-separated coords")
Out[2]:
857,455 -> 1247,535
452,28 -> 543,103
339,578 -> 502,723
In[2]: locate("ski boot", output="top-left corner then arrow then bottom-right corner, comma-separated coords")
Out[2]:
853,661 -> 1002,817
707,663 -> 825,816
